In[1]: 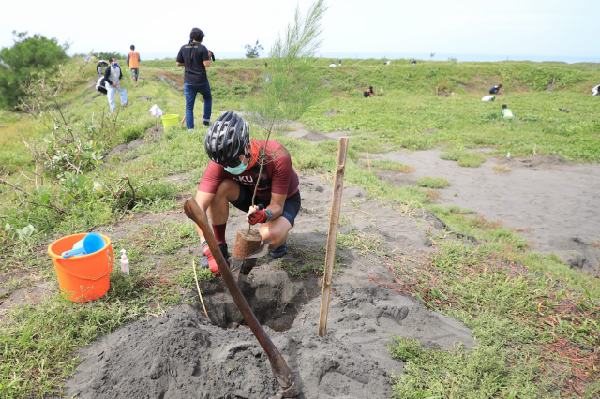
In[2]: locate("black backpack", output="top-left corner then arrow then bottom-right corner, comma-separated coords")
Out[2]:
96,77 -> 107,95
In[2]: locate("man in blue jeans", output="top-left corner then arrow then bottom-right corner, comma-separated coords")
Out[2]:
176,28 -> 214,128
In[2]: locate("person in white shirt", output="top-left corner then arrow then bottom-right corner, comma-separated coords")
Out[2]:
103,57 -> 128,112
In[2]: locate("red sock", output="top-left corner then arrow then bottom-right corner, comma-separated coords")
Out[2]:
212,224 -> 227,244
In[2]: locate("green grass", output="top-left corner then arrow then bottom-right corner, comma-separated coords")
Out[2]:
441,148 -> 487,167
1,57 -> 599,398
416,176 -> 450,188
338,229 -> 385,256
295,60 -> 600,162
428,204 -> 528,249
363,159 -> 414,173
390,338 -> 541,398
389,226 -> 599,399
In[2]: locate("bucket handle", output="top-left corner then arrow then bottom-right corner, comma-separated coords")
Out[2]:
107,246 -> 114,273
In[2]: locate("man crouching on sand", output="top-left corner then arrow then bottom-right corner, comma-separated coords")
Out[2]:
194,111 -> 301,274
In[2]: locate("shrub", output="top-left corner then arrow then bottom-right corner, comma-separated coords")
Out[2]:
0,32 -> 68,109
244,40 -> 264,59
42,126 -> 105,179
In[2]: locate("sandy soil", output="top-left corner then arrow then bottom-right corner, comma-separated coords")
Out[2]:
378,150 -> 600,276
66,175 -> 474,398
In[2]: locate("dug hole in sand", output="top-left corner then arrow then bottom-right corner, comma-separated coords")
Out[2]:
67,175 -> 474,398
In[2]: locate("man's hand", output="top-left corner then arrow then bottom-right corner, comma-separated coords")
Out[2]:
248,205 -> 269,225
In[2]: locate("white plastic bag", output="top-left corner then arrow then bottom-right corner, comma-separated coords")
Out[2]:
149,104 -> 163,117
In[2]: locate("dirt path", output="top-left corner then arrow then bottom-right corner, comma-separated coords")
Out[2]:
378,150 -> 600,276
66,174 -> 474,399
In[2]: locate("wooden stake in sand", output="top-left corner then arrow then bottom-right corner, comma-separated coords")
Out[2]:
191,258 -> 209,318
318,137 -> 349,337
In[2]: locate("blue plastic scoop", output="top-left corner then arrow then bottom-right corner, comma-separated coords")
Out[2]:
61,232 -> 105,258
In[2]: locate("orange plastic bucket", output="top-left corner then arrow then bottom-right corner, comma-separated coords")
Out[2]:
48,233 -> 113,303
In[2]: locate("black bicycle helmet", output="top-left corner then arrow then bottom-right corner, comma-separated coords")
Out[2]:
204,111 -> 249,167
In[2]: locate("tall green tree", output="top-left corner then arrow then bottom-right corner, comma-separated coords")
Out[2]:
0,32 -> 68,109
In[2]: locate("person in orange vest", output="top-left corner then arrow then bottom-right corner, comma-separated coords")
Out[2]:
127,45 -> 141,86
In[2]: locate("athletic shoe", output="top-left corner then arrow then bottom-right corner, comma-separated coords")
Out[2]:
269,243 -> 288,259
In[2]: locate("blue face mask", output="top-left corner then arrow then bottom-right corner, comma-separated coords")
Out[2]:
112,63 -> 118,67
224,162 -> 248,175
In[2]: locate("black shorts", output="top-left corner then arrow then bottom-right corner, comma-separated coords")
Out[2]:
231,186 -> 301,226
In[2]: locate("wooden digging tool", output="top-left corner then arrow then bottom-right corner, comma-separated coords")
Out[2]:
184,199 -> 297,397
318,137 -> 349,337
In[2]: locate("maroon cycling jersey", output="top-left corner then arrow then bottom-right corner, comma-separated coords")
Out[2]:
198,139 -> 299,200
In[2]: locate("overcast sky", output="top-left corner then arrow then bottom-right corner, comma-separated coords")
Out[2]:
1,0 -> 598,61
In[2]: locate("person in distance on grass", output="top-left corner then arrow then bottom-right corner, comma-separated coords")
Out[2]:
363,85 -> 374,97
103,57 -> 128,112
489,83 -> 503,95
194,111 -> 301,274
176,27 -> 214,129
127,44 -> 141,86
501,104 -> 514,119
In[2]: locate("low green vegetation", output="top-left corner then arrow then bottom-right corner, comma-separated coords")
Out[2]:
390,336 -> 542,398
441,148 -> 487,167
416,176 -> 450,188
338,229 -> 385,256
363,159 -> 414,173
390,237 -> 599,398
0,56 -> 599,398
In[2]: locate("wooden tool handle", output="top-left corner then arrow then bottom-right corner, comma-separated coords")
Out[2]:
184,199 -> 297,396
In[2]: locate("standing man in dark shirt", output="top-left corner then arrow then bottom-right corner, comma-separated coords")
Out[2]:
176,27 -> 214,128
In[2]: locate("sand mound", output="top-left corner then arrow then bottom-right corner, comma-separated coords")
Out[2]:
67,174 -> 474,398
67,274 -> 473,398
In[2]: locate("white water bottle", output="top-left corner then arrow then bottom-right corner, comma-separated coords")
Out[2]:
120,249 -> 129,275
